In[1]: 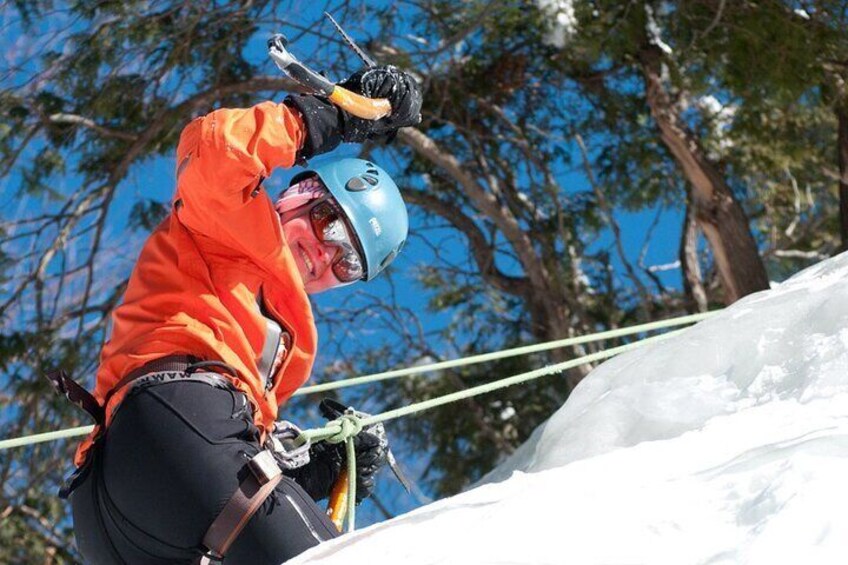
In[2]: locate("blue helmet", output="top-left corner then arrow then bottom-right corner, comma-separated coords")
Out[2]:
290,158 -> 408,281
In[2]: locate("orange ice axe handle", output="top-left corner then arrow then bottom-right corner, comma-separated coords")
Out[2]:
268,34 -> 392,121
327,469 -> 350,532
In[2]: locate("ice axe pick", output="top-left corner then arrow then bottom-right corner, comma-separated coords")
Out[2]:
267,34 -> 391,120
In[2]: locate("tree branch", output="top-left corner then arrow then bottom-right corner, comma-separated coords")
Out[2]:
397,127 -> 553,294
574,132 -> 653,314
404,187 -> 530,297
48,113 -> 139,141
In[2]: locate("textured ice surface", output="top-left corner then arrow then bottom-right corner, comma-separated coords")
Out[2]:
290,252 -> 848,565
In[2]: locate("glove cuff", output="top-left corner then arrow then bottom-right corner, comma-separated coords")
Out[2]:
284,94 -> 344,161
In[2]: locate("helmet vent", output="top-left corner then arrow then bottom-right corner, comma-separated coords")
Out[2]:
345,177 -> 368,192
363,174 -> 379,186
366,168 -> 379,175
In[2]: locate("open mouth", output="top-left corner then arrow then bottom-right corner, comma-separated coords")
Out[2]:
297,242 -> 315,277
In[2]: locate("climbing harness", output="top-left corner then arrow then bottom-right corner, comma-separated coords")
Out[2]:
46,357 -> 295,564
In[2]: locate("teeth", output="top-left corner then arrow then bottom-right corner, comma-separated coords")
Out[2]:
299,246 -> 314,275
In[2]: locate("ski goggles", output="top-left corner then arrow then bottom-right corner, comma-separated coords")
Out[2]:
307,198 -> 365,283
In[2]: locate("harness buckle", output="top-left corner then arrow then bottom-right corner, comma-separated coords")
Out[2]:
196,550 -> 224,565
247,450 -> 282,485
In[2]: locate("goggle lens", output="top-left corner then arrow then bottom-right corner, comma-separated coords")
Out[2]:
309,200 -> 365,282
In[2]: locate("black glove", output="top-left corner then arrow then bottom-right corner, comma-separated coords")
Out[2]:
284,65 -> 423,160
283,439 -> 343,502
349,427 -> 387,503
282,400 -> 389,503
338,65 -> 423,141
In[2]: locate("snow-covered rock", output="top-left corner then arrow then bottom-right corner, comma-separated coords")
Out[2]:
291,252 -> 848,565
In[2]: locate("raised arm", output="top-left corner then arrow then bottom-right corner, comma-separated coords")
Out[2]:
172,67 -> 422,259
174,103 -> 301,226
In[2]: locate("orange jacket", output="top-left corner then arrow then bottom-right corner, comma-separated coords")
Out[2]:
75,102 -> 313,466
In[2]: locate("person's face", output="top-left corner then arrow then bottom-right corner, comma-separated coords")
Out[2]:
279,199 -> 364,294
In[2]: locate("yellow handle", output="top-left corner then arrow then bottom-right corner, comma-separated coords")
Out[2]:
327,469 -> 350,532
329,86 -> 392,120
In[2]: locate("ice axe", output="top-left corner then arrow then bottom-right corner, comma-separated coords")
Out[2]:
326,448 -> 414,532
267,34 -> 391,120
327,468 -> 350,531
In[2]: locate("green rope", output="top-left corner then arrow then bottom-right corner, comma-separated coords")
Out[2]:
0,320 -> 692,532
301,328 -> 683,529
0,312 -> 711,451
298,328 -> 681,442
0,310 -> 707,538
309,329 -> 681,435
294,312 -> 714,396
345,437 -> 357,533
0,425 -> 95,451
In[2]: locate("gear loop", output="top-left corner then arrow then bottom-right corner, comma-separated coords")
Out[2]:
325,413 -> 364,444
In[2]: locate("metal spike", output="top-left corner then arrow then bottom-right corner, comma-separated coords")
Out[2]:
386,449 -> 414,494
324,11 -> 377,68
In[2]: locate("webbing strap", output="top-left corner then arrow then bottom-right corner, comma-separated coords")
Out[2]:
102,355 -> 198,409
198,451 -> 283,562
44,369 -> 104,425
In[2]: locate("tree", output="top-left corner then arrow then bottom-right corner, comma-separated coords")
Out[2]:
322,0 -> 848,494
0,1 -> 844,558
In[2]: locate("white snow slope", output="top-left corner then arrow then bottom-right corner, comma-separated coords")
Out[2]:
292,253 -> 848,565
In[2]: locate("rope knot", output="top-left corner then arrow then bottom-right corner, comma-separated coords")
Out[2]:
325,413 -> 363,444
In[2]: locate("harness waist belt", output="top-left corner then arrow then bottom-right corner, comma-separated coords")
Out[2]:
103,355 -> 240,410
123,368 -> 234,398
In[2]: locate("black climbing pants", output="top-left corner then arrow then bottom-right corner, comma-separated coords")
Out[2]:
70,380 -> 339,564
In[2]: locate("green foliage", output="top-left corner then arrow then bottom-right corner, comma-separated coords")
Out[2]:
128,199 -> 170,232
20,147 -> 66,199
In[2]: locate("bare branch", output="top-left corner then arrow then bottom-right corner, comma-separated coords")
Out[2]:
48,113 -> 139,141
397,127 -> 554,294
0,125 -> 41,177
404,187 -> 530,297
574,132 -> 653,312
772,249 -> 829,260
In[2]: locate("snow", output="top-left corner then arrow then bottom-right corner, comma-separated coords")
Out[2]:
646,4 -> 673,55
290,252 -> 848,565
697,95 -> 737,155
537,0 -> 577,48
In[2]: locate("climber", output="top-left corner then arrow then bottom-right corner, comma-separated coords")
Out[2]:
58,65 -> 422,564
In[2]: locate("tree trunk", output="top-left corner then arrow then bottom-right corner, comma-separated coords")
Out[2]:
398,128 -> 592,392
837,106 -> 848,252
639,46 -> 770,304
680,200 -> 708,312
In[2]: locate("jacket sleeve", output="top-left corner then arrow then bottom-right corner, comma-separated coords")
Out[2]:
173,102 -> 306,260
